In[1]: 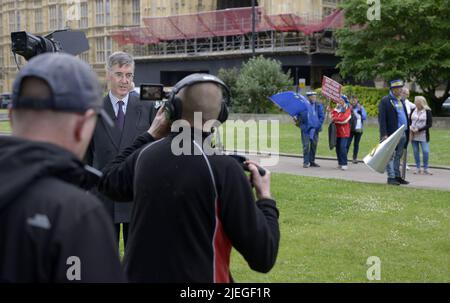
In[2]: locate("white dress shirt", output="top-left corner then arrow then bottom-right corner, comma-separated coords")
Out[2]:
109,91 -> 129,117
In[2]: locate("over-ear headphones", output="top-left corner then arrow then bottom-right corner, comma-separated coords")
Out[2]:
165,73 -> 231,123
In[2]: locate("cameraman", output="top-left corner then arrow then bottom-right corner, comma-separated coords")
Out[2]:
0,53 -> 124,282
98,75 -> 280,282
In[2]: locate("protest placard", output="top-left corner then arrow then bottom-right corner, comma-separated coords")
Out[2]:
321,76 -> 342,102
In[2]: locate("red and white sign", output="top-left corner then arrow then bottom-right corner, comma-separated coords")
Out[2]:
321,76 -> 342,103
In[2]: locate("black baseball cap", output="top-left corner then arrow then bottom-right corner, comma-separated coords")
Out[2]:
11,52 -> 113,126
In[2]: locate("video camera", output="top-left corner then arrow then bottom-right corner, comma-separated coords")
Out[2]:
227,154 -> 266,177
139,84 -> 168,101
11,29 -> 89,61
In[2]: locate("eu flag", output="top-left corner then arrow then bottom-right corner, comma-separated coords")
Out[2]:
269,91 -> 310,117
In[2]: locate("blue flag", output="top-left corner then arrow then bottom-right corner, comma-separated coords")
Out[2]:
269,91 -> 309,116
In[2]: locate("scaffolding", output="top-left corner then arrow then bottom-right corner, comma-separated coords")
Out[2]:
110,7 -> 344,58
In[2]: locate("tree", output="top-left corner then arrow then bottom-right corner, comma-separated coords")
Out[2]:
335,0 -> 450,114
218,67 -> 239,104
230,55 -> 292,113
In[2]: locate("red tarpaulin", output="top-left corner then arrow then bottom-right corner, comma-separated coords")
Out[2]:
110,7 -> 344,46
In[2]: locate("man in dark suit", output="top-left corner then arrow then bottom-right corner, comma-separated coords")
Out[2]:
86,52 -> 155,249
378,79 -> 410,186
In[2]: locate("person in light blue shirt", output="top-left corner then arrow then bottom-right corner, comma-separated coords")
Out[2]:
346,96 -> 367,164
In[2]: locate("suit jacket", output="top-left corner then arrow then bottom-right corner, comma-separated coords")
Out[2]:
86,93 -> 156,223
378,94 -> 410,147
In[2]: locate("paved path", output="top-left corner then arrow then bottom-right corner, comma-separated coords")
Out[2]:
246,154 -> 450,191
1,129 -> 449,191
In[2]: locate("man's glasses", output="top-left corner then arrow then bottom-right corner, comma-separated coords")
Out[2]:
112,72 -> 134,81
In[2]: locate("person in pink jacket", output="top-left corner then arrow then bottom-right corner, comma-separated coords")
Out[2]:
328,95 -> 352,170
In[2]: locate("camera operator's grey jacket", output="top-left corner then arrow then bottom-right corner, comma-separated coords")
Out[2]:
85,93 -> 155,223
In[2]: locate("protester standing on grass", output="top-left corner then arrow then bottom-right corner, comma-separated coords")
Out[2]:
410,96 -> 433,175
295,91 -> 325,168
346,96 -> 367,164
401,87 -> 416,116
401,87 -> 416,172
378,79 -> 410,186
328,95 -> 352,171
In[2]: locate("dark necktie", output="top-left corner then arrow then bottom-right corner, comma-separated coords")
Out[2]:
116,100 -> 125,131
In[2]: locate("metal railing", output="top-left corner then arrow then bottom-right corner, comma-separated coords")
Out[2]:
132,30 -> 337,58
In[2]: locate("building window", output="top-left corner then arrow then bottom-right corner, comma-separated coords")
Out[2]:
0,47 -> 3,68
16,11 -> 21,30
10,53 -> 15,67
35,9 -> 43,32
197,0 -> 203,10
79,51 -> 89,63
96,38 -> 105,63
58,5 -> 64,29
0,14 -> 3,38
49,5 -> 61,30
105,0 -> 111,25
106,37 -> 112,59
10,52 -> 22,67
132,0 -> 140,25
96,0 -> 105,26
8,11 -> 16,32
34,0 -> 42,7
95,0 -> 111,26
6,4 -> 23,32
80,2 -> 88,28
7,2 -> 15,10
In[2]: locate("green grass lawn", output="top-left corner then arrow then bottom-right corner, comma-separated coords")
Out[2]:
235,173 -> 450,282
221,122 -> 450,166
120,173 -> 450,282
2,120 -> 449,165
0,121 -> 10,132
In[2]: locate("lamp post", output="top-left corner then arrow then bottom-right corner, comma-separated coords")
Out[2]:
251,0 -> 256,57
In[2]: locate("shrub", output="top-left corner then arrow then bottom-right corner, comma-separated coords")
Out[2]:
217,67 -> 239,102
219,56 -> 292,113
